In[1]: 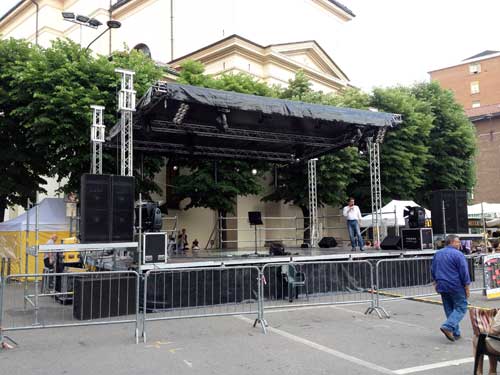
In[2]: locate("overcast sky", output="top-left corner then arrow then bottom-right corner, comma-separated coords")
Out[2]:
2,0 -> 500,91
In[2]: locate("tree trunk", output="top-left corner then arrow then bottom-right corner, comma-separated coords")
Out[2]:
300,205 -> 310,246
0,196 -> 7,223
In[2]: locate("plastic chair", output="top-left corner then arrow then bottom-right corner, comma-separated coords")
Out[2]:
281,264 -> 308,302
474,333 -> 500,375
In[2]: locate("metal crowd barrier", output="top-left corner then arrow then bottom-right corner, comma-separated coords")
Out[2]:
261,260 -> 385,318
0,255 -> 488,346
142,266 -> 264,342
0,270 -> 140,344
374,254 -> 485,317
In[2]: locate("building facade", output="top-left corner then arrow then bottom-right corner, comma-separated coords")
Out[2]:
1,0 -> 354,246
429,51 -> 500,204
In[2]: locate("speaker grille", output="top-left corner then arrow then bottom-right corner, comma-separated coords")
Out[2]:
431,190 -> 468,234
80,174 -> 135,243
80,174 -> 111,243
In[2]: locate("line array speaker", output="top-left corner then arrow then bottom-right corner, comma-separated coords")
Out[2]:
80,174 -> 135,243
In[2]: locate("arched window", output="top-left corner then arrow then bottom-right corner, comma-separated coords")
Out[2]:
133,43 -> 151,58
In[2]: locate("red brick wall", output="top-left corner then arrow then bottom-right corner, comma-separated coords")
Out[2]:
430,56 -> 500,110
473,117 -> 500,203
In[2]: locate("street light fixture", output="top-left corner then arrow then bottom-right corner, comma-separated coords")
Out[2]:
62,11 -> 104,45
85,20 -> 122,53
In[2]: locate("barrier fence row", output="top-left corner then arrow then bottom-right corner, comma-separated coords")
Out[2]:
0,255 -> 486,345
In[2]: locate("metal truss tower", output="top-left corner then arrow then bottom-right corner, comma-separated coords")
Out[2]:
368,127 -> 387,249
90,105 -> 105,175
116,68 -> 136,176
308,158 -> 319,248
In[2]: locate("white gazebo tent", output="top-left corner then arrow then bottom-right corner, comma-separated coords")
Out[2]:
0,198 -> 69,275
360,199 -> 431,228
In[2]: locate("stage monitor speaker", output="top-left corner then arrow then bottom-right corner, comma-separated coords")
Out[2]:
318,237 -> 337,248
269,242 -> 286,256
111,175 -> 135,242
431,190 -> 468,234
80,174 -> 135,243
80,174 -> 111,243
380,236 -> 401,250
248,211 -> 263,226
407,206 -> 426,228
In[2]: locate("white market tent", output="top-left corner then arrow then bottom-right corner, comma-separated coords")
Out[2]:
0,198 -> 70,274
360,199 -> 431,228
0,198 -> 69,232
467,202 -> 500,219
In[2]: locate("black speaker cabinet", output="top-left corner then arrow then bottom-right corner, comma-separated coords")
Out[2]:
73,275 -> 137,320
248,211 -> 263,225
431,190 -> 468,234
80,174 -> 135,243
401,228 -> 433,250
112,176 -> 135,242
380,236 -> 402,250
80,174 -> 112,243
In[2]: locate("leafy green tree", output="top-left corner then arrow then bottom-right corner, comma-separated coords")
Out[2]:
174,61 -> 270,245
0,38 -> 49,221
18,40 -> 165,198
265,72 -> 367,241
411,82 -> 476,204
350,87 -> 434,210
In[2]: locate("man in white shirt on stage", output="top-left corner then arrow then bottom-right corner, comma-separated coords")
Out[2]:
343,197 -> 364,251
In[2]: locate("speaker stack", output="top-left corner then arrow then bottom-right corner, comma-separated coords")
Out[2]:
80,174 -> 135,243
431,190 -> 468,234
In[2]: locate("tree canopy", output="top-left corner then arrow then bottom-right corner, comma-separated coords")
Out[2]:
0,38 -> 476,227
0,38 -> 165,221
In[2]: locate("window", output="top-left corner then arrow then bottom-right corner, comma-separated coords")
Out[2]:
470,81 -> 480,94
469,63 -> 481,74
472,101 -> 481,108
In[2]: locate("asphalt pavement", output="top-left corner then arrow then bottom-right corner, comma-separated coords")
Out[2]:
1,291 -> 498,375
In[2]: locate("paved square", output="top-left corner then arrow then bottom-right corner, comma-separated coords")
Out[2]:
2,290 -> 497,374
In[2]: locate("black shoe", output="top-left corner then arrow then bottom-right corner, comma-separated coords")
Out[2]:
440,327 -> 455,342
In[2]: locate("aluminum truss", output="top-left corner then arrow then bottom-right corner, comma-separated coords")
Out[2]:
368,127 -> 387,249
90,105 -> 105,174
116,68 -> 136,176
128,140 -> 294,162
308,158 -> 319,248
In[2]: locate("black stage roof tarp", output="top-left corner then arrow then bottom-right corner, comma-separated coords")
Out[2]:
108,82 -> 402,163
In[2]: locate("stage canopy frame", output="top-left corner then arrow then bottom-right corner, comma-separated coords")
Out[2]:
107,80 -> 403,247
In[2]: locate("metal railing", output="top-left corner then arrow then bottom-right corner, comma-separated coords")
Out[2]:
142,266 -> 264,342
373,254 -> 485,316
261,260 -> 384,317
1,255 -> 488,346
0,270 -> 140,343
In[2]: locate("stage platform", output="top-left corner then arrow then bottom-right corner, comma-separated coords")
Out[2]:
139,246 -> 438,271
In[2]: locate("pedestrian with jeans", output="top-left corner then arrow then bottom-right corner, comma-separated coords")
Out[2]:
431,234 -> 471,341
343,197 -> 364,251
